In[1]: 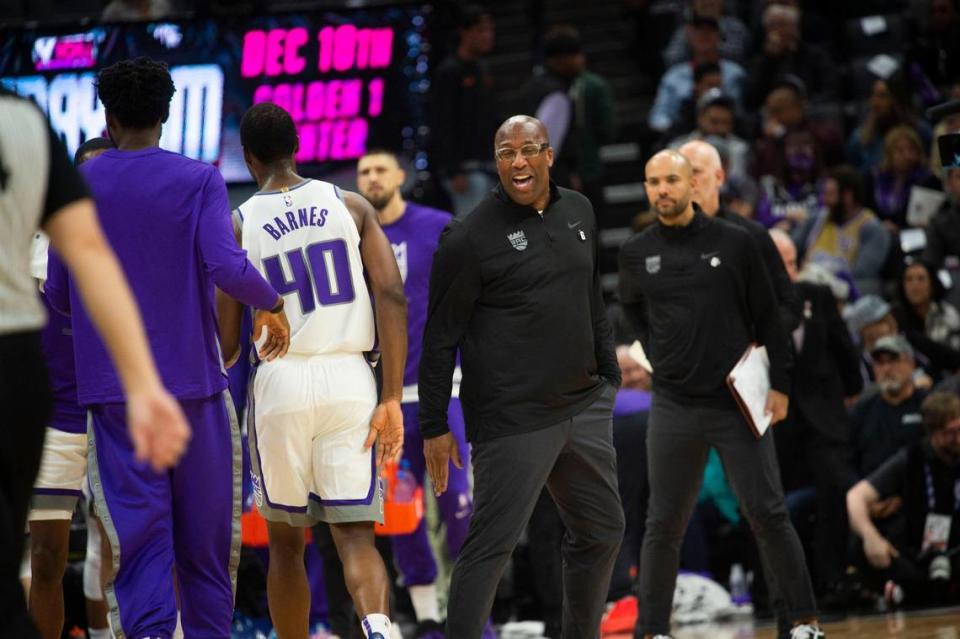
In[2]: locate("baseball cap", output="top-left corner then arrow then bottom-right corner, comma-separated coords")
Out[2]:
843,294 -> 891,333
870,334 -> 914,360
697,87 -> 735,113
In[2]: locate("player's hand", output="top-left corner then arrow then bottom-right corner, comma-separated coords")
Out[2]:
365,399 -> 403,469
864,532 -> 899,569
765,390 -> 789,425
424,432 -> 462,497
253,307 -> 290,361
126,385 -> 191,472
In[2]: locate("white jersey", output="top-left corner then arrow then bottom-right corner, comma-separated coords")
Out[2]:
239,179 -> 374,356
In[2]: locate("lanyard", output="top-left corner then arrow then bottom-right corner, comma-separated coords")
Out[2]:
923,463 -> 960,513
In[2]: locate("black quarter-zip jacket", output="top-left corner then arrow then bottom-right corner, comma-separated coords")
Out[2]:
618,208 -> 793,407
418,182 -> 620,442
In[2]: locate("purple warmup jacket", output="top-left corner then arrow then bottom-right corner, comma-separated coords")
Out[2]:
45,147 -> 278,405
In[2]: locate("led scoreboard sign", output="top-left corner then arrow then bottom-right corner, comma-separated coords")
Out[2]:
0,5 -> 431,183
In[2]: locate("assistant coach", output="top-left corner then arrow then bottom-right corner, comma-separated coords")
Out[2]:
619,150 -> 825,639
418,115 -> 624,638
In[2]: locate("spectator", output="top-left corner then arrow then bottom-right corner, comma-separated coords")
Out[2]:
647,15 -> 746,134
753,78 -> 845,179
662,0 -> 752,66
922,166 -> 960,269
847,75 -> 931,175
893,260 -> 960,352
659,62 -> 724,143
755,128 -> 824,230
431,4 -> 499,216
866,125 -> 938,230
847,391 -> 960,607
526,26 -> 616,204
846,294 -> 960,385
909,0 -> 960,91
770,229 -> 863,601
794,165 -> 891,295
102,0 -> 173,20
743,3 -> 839,110
929,82 -> 960,180
669,88 -> 752,180
848,335 -> 927,481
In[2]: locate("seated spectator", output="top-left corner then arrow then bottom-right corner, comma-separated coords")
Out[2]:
893,260 -> 960,352
929,82 -> 960,181
794,165 -> 891,295
866,126 -> 939,230
755,128 -> 824,230
648,15 -> 745,134
923,166 -> 960,269
847,75 -> 932,175
849,336 -> 927,480
847,391 -> 960,607
908,0 -> 960,91
660,63 -> 724,143
669,89 -> 752,180
722,172 -> 761,220
753,77 -> 845,179
743,3 -> 839,110
662,0 -> 752,67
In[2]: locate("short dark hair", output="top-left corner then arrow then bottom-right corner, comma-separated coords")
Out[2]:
74,137 -> 113,165
921,392 -> 960,435
829,165 -> 865,205
458,4 -> 491,30
240,102 -> 299,164
543,26 -> 582,58
96,57 -> 175,129
360,147 -> 400,163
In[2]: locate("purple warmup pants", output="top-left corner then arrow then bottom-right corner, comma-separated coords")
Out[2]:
390,399 -> 472,586
87,391 -> 241,639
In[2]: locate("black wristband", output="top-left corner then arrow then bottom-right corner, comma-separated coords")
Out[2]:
269,297 -> 284,314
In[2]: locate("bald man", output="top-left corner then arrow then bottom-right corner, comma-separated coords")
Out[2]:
769,229 -> 863,607
679,140 -> 800,334
419,115 -> 624,637
619,150 -> 824,639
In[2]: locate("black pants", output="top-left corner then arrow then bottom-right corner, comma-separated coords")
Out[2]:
638,393 -> 817,637
446,387 -> 625,638
773,408 -> 853,590
0,332 -> 51,639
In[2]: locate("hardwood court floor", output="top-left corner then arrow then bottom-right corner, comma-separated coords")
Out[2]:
604,608 -> 960,639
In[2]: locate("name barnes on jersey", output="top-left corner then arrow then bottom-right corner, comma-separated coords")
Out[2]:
261,205 -> 329,240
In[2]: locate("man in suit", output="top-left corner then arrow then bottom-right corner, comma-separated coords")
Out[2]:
770,229 -> 863,606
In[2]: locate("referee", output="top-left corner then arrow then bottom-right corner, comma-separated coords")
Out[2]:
0,89 -> 188,638
419,115 -> 625,637
619,150 -> 823,639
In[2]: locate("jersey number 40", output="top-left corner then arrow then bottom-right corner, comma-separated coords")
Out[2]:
263,239 -> 356,313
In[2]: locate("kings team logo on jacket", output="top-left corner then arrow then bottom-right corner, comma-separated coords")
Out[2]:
508,230 -> 528,251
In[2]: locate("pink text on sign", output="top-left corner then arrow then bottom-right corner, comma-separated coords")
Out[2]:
241,27 -> 309,78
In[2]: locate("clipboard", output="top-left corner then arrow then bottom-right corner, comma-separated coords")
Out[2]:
726,343 -> 772,439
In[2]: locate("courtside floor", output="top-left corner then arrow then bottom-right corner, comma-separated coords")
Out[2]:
602,607 -> 960,639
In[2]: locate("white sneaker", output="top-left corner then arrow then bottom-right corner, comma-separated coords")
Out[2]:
790,624 -> 825,639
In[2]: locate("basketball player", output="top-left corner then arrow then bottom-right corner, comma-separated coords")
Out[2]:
44,58 -> 289,638
0,85 -> 188,639
356,149 -> 477,637
27,137 -> 113,639
236,102 -> 406,639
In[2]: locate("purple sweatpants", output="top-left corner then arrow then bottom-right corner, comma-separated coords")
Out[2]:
88,391 -> 241,639
390,399 -> 472,586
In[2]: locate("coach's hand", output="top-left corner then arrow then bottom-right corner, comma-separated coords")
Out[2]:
366,399 -> 403,469
127,384 -> 191,472
765,389 -> 789,425
253,307 -> 290,361
424,432 -> 462,497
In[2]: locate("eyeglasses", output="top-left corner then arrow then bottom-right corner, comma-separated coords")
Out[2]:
495,143 -> 549,163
